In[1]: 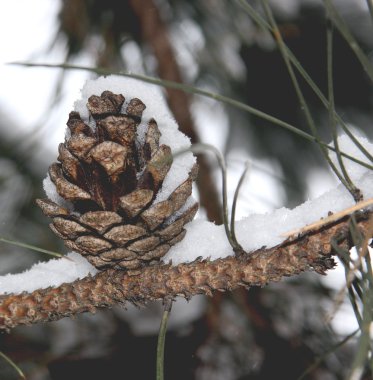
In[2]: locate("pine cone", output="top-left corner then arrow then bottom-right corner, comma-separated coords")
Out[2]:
37,90 -> 198,271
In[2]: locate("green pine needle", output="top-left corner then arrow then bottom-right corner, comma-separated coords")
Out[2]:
0,237 -> 69,260
0,351 -> 26,380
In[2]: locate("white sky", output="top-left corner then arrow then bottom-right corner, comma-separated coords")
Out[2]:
0,1 -> 59,125
0,0 -> 90,154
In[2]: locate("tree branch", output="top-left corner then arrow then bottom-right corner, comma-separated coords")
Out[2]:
1,212 -> 371,331
129,0 -> 223,223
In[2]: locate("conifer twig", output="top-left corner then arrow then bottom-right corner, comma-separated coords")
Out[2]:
1,211 -> 372,331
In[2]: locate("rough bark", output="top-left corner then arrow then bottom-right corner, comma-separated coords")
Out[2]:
1,212 -> 371,331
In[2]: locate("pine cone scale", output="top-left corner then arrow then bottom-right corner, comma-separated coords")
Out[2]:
36,199 -> 69,217
168,178 -> 193,210
103,224 -> 147,245
67,112 -> 94,136
75,235 -> 113,254
119,189 -> 154,218
49,163 -> 92,201
126,98 -> 146,118
90,141 -> 128,176
100,248 -> 138,261
79,211 -> 123,233
143,119 -> 161,159
157,203 -> 198,241
127,235 -> 161,253
141,201 -> 174,230
87,91 -> 125,118
58,144 -> 84,183
66,134 -> 97,161
52,217 -> 89,238
97,115 -> 137,146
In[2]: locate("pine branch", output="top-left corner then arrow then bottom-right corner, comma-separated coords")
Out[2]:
1,212 -> 371,331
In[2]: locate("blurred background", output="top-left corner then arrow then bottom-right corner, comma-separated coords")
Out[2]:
0,0 -> 372,379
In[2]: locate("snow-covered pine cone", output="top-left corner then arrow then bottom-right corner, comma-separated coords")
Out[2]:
37,90 -> 198,271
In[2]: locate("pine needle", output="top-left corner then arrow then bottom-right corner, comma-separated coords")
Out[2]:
0,237 -> 72,261
156,299 -> 172,380
0,351 -> 26,379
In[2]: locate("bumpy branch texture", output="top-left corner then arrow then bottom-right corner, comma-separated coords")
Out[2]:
0,213 -> 372,331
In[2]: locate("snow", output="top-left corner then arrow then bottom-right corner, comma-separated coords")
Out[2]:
330,134 -> 372,182
1,76 -> 373,295
43,176 -> 73,211
164,220 -> 233,264
0,252 -> 97,295
165,136 -> 373,265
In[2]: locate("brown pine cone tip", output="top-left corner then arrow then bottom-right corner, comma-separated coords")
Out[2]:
37,90 -> 198,271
